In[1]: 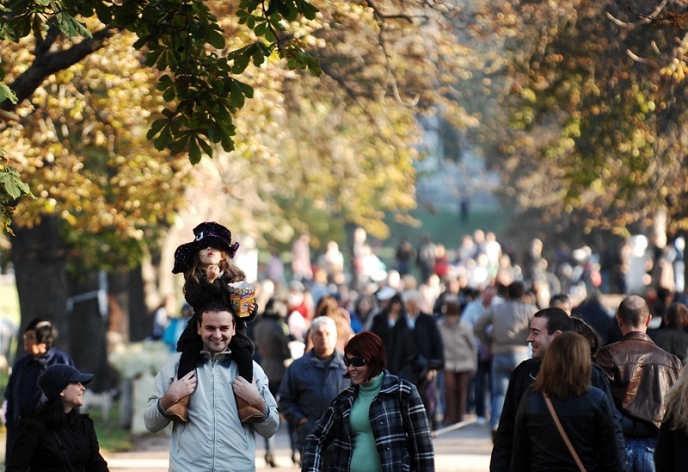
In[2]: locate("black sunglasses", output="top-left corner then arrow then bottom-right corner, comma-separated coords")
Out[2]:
343,356 -> 366,367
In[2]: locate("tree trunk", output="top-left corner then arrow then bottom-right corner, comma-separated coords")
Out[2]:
11,216 -> 70,357
67,269 -> 111,391
108,270 -> 131,343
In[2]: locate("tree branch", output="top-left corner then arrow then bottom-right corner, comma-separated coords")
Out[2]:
2,26 -> 117,111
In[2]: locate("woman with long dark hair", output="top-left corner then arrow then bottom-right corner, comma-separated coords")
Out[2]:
511,332 -> 627,471
6,364 -> 109,471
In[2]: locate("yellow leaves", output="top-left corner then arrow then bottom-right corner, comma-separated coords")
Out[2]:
659,58 -> 688,83
521,88 -> 536,102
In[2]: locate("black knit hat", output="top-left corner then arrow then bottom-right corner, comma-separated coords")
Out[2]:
38,365 -> 93,401
172,222 -> 240,274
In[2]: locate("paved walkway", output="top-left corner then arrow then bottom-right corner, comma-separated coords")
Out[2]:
103,416 -> 493,472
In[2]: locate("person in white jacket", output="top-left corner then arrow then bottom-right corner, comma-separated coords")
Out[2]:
144,300 -> 279,472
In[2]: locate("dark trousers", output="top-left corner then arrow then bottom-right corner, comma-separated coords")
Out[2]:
444,370 -> 471,424
469,357 -> 491,418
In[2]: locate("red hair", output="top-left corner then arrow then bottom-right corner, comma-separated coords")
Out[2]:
344,332 -> 386,381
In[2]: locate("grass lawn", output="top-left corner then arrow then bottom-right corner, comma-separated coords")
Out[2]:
89,401 -> 135,453
377,207 -> 510,268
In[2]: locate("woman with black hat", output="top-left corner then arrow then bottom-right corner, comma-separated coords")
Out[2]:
6,364 -> 109,472
167,221 -> 259,424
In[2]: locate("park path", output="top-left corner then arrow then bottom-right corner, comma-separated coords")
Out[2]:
103,416 -> 493,472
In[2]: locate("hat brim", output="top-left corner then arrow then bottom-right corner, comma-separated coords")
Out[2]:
75,373 -> 94,385
172,237 -> 238,274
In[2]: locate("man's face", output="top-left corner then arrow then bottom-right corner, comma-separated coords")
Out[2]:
311,322 -> 337,357
527,316 -> 555,359
197,310 -> 235,353
23,329 -> 47,357
405,298 -> 420,315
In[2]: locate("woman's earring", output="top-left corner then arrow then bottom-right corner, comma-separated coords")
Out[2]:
60,392 -> 65,397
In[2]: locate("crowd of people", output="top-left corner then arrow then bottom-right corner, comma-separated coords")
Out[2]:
5,222 -> 688,472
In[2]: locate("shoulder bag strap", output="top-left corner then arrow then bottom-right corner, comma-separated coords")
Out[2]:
51,429 -> 77,472
543,392 -> 587,472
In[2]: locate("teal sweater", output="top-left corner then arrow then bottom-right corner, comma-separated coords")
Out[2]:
350,373 -> 384,472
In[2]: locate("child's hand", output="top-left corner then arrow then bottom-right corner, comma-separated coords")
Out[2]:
206,265 -> 220,283
248,302 -> 256,314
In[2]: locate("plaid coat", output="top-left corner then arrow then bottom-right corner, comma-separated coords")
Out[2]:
301,371 -> 435,472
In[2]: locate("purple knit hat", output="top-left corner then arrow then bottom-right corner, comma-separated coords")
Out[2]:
172,222 -> 240,274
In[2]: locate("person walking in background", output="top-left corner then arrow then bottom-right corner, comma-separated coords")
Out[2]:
278,316 -> 349,466
511,332 -> 627,471
162,303 -> 193,352
437,296 -> 477,425
149,294 -> 174,341
292,234 -> 313,283
301,332 -> 435,472
6,364 -> 109,472
352,292 -> 377,332
312,295 -> 355,353
370,291 -> 444,429
648,302 -> 688,361
416,234 -> 437,285
462,285 -> 497,424
253,298 -> 293,468
655,365 -> 688,471
595,295 -> 682,472
144,301 -> 279,471
474,281 -> 537,436
395,239 -> 415,277
4,318 -> 75,461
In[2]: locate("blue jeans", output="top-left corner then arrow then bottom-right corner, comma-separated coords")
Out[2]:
490,352 -> 528,429
625,437 -> 656,472
470,357 -> 491,418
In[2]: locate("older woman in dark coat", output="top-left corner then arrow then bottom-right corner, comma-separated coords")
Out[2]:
6,364 -> 109,472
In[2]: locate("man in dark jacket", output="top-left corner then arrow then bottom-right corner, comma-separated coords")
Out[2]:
4,319 -> 75,460
278,316 -> 349,465
490,307 -> 623,472
370,290 -> 444,428
595,295 -> 682,472
648,301 -> 688,361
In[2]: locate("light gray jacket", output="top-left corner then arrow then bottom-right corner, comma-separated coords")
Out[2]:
473,300 -> 537,355
144,351 -> 279,472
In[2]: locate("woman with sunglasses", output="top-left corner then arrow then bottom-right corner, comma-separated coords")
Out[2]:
301,331 -> 434,472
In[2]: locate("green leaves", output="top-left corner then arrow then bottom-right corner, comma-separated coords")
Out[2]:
0,163 -> 35,234
0,166 -> 32,200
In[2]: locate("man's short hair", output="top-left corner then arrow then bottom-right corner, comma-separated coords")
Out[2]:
617,295 -> 650,328
534,307 -> 572,335
310,315 -> 336,335
507,281 -> 526,300
666,302 -> 688,327
549,294 -> 571,310
196,301 -> 235,323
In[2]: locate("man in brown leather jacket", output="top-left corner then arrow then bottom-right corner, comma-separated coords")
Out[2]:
595,295 -> 682,472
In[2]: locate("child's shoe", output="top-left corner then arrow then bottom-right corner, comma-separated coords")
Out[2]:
165,395 -> 190,423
